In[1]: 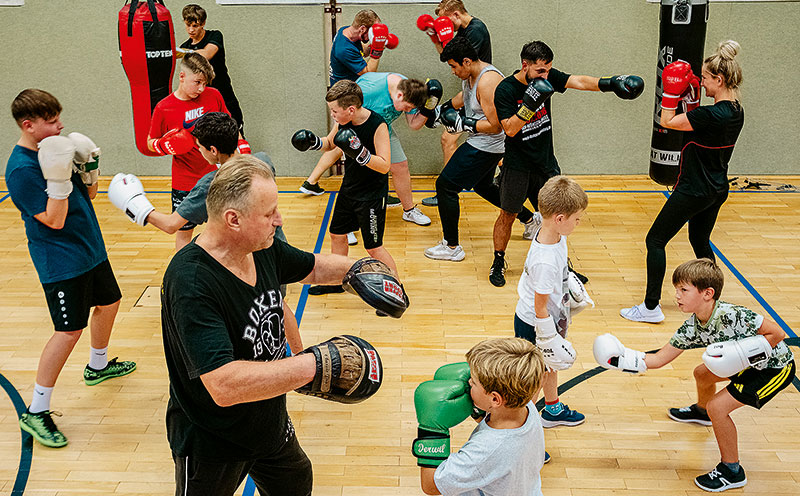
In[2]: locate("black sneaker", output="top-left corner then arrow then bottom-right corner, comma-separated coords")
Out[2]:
308,284 -> 345,296
300,181 -> 325,196
544,451 -> 551,464
488,257 -> 507,287
695,463 -> 747,492
386,195 -> 401,207
668,404 -> 712,426
19,409 -> 68,448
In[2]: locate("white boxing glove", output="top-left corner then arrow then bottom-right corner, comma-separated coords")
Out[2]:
108,173 -> 155,226
593,333 -> 647,374
38,136 -> 76,199
702,335 -> 772,378
67,132 -> 101,186
534,316 -> 576,371
567,271 -> 595,316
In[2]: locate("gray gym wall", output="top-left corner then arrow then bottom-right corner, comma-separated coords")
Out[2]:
1,1 -> 798,177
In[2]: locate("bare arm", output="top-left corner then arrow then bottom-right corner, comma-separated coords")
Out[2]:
33,198 -> 69,230
449,92 -> 464,109
365,123 -> 391,174
534,292 -> 550,319
660,108 -> 694,131
475,71 -> 503,135
298,253 -> 353,286
320,123 -> 340,153
87,182 -> 99,200
566,75 -> 601,91
405,111 -> 428,131
758,318 -> 787,348
200,353 -> 316,407
420,467 -> 440,495
192,43 -> 219,61
146,210 -> 189,234
644,343 -> 683,369
284,301 -> 303,354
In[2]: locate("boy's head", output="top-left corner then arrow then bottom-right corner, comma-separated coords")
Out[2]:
435,0 -> 468,29
11,89 -> 63,141
179,53 -> 215,99
182,4 -> 207,38
520,41 -> 554,82
394,79 -> 427,112
672,258 -> 724,306
191,112 -> 238,162
538,175 -> 588,234
440,37 -> 480,79
326,80 -> 363,125
465,338 -> 545,410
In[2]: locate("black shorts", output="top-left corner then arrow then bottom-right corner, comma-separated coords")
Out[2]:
440,143 -> 503,190
726,360 -> 796,409
42,260 -> 122,332
498,167 -> 557,214
173,433 -> 312,496
172,189 -> 198,231
329,194 -> 386,250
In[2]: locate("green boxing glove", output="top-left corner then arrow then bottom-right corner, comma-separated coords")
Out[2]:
412,380 -> 473,467
434,362 -> 486,420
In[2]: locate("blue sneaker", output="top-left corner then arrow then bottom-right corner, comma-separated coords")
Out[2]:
544,451 -> 551,464
540,404 -> 585,428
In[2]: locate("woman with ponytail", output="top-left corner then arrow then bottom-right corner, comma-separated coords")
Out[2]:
621,40 -> 745,324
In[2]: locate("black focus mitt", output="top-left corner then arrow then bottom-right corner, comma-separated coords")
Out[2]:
295,335 -> 382,404
342,258 -> 409,318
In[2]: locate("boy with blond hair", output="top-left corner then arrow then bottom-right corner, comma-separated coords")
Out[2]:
594,258 -> 795,491
413,338 -> 547,495
513,175 -> 590,457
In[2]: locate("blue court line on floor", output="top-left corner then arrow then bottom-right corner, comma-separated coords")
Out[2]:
660,192 -> 796,339
243,192 -> 337,496
0,193 -> 10,203
0,373 -> 33,496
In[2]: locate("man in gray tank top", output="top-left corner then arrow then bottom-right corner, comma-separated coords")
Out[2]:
424,37 -> 535,262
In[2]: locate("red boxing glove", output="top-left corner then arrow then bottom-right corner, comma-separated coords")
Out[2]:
661,60 -> 694,111
368,23 -> 389,59
152,128 -> 195,156
386,33 -> 399,50
237,138 -> 252,155
681,75 -> 701,112
433,16 -> 454,46
416,14 -> 437,43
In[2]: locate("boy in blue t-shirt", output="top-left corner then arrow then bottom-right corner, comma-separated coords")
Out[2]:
6,89 -> 136,448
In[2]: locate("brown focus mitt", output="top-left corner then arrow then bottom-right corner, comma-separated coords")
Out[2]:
295,335 -> 382,404
342,258 -> 409,318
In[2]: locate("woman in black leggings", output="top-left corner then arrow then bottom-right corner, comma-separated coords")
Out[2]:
621,40 -> 744,323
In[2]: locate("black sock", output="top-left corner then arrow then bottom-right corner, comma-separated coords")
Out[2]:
722,461 -> 740,474
494,251 -> 505,259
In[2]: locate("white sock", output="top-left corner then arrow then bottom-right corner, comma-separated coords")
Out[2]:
30,383 -> 54,414
89,347 -> 108,370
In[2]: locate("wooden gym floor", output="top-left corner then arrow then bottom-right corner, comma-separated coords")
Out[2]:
0,175 -> 798,495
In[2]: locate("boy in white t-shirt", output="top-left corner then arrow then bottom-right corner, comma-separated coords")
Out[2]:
514,175 -> 590,461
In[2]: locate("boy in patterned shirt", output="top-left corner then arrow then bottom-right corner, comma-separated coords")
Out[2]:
593,258 -> 795,492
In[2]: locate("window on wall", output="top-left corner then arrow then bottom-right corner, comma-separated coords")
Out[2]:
0,0 -> 25,6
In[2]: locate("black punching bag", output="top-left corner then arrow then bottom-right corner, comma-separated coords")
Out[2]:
649,0 -> 708,186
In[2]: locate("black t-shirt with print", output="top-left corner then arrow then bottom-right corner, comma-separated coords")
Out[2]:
339,110 -> 389,201
181,30 -> 236,102
677,101 -> 744,197
494,69 -> 570,174
161,238 -> 315,461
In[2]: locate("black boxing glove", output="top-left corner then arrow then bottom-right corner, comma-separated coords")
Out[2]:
598,75 -> 644,100
517,78 -> 554,122
291,129 -> 322,151
440,107 -> 477,134
333,128 -> 372,166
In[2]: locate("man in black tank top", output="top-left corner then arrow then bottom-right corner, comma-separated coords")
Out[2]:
418,1 -> 493,207
179,5 -> 245,135
290,81 -> 402,299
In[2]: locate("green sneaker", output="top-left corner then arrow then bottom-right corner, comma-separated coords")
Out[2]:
84,357 -> 137,386
19,409 -> 68,448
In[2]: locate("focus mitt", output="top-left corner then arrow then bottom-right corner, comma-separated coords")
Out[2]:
342,258 -> 409,318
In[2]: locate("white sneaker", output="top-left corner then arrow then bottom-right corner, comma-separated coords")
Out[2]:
424,240 -> 466,261
347,232 -> 358,246
522,212 -> 542,240
402,206 -> 431,226
620,302 -> 665,323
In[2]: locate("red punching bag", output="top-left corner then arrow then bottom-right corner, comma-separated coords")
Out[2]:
118,0 -> 176,156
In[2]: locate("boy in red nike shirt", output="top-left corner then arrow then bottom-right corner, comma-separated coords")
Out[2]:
148,52 -> 229,249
